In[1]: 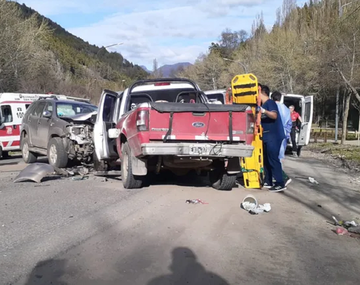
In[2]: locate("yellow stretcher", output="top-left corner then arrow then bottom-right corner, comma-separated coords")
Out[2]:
231,74 -> 264,189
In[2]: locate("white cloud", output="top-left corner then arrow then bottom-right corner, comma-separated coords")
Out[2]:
20,0 -> 310,69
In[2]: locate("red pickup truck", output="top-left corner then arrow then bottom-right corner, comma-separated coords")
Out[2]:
93,78 -> 255,190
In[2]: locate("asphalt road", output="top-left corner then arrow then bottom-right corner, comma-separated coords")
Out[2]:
1,152 -> 360,285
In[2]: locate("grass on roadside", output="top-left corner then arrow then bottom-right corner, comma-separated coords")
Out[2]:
306,143 -> 360,168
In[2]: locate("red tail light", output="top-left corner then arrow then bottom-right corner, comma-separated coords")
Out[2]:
246,112 -> 255,134
154,82 -> 171,86
136,110 -> 149,131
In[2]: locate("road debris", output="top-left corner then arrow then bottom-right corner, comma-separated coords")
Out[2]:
241,195 -> 271,215
332,216 -> 358,228
332,216 -> 360,239
185,199 -> 208,204
71,176 -> 89,181
13,163 -> 55,183
308,177 -> 319,184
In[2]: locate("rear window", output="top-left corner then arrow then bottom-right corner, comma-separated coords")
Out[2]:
128,88 -> 205,111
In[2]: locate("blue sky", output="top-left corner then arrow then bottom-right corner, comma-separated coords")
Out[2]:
19,0 -> 308,70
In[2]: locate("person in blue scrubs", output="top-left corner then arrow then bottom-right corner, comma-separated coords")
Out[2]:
258,84 -> 287,192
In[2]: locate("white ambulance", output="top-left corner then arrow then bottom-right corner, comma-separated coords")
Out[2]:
0,93 -> 54,158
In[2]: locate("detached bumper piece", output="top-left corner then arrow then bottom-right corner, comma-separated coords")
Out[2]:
141,142 -> 254,158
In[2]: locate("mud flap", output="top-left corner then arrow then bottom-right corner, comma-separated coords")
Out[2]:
226,158 -> 241,174
131,154 -> 147,176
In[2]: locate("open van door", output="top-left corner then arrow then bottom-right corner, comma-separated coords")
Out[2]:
93,90 -> 122,161
298,95 -> 313,147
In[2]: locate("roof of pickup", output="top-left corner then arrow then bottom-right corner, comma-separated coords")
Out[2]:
131,83 -> 196,92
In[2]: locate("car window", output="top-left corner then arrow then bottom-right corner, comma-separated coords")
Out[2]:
45,103 -> 53,112
103,95 -> 116,121
56,102 -> 97,117
31,102 -> 46,117
0,105 -> 13,123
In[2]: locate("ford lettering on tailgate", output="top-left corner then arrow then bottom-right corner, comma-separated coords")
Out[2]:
192,122 -> 205,128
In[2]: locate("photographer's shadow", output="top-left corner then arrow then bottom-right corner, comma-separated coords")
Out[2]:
148,247 -> 229,285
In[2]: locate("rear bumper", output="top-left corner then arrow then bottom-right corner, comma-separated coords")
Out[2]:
141,142 -> 254,158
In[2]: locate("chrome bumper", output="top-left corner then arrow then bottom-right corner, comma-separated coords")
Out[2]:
141,142 -> 254,158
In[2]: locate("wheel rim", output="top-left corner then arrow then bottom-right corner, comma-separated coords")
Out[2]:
49,144 -> 57,165
122,152 -> 128,181
23,142 -> 29,161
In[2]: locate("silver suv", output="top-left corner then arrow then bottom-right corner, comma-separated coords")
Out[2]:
20,96 -> 97,168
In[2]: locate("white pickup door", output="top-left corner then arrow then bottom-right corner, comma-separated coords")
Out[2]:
93,90 -> 123,161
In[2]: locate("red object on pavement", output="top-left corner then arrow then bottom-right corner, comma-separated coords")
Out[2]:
336,227 -> 349,236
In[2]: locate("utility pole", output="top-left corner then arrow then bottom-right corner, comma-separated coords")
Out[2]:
212,78 -> 217,90
222,58 -> 248,74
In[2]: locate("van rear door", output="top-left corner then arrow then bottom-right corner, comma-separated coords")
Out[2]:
298,95 -> 313,146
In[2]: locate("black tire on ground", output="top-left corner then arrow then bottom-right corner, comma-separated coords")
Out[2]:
121,142 -> 144,189
297,146 -> 302,157
47,137 -> 68,168
21,136 -> 37,163
2,151 -> 10,158
209,165 -> 237,191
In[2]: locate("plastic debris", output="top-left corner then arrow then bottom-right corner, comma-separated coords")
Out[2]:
308,177 -> 319,184
13,163 -> 55,183
71,176 -> 89,181
332,216 -> 358,228
241,195 -> 271,215
185,199 -> 208,204
336,227 -> 348,236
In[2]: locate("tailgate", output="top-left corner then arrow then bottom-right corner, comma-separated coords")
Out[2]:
148,102 -> 254,144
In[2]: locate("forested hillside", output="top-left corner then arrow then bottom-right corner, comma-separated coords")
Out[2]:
0,0 -> 147,103
177,0 -> 360,142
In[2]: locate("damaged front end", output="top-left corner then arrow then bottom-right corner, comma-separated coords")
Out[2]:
62,113 -> 96,163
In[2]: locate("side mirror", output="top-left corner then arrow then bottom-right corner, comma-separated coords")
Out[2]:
43,110 -> 52,118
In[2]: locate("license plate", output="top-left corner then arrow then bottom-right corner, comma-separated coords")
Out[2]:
189,145 -> 208,155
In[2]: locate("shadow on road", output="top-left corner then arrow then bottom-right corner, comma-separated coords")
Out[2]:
147,247 -> 229,285
21,248 -> 229,285
23,259 -> 68,285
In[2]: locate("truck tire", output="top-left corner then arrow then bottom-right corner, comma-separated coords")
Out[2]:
209,167 -> 236,191
1,150 -> 9,159
47,137 -> 68,168
121,142 -> 143,189
21,136 -> 37,164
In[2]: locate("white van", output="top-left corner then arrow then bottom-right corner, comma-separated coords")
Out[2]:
205,91 -> 314,156
203,89 -> 227,104
273,93 -> 314,156
0,93 -> 58,158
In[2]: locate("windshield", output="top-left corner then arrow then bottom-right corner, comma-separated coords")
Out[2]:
56,102 -> 97,117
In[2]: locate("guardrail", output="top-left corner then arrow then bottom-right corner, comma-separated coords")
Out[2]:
311,128 -> 359,142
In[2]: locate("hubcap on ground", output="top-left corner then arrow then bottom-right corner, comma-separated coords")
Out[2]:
49,144 -> 57,165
